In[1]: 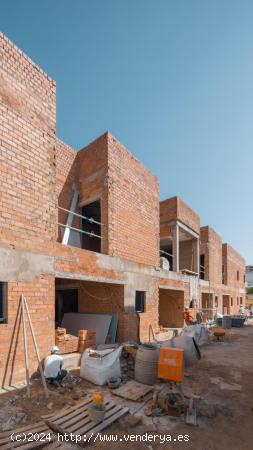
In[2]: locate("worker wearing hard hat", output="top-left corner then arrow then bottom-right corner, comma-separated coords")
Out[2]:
43,346 -> 67,387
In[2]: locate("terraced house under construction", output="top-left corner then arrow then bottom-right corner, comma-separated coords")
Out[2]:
0,33 -> 246,385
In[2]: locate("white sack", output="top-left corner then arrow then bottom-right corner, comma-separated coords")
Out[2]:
181,325 -> 210,346
80,346 -> 122,386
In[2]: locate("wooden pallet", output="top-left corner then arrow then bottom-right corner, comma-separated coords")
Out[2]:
0,421 -> 55,449
44,397 -> 128,446
112,380 -> 153,401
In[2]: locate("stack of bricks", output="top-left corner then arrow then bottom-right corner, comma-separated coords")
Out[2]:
55,327 -> 79,354
78,329 -> 96,353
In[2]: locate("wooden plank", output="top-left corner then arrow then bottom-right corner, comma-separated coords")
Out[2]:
0,424 -> 48,445
16,444 -> 48,450
48,399 -> 95,427
69,403 -> 119,434
13,431 -> 56,450
53,403 -> 103,429
45,401 -> 115,433
41,398 -> 92,420
112,380 -> 153,401
0,422 -> 47,441
44,442 -> 62,450
44,400 -> 129,442
0,424 -> 54,450
81,406 -> 129,440
75,404 -> 127,435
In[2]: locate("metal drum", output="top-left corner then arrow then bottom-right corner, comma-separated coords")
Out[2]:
135,343 -> 159,385
222,315 -> 232,329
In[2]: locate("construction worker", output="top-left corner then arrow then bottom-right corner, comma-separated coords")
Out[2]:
43,346 -> 67,387
239,304 -> 244,315
184,307 -> 194,325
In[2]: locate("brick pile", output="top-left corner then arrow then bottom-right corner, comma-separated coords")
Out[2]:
78,329 -> 96,353
55,327 -> 78,354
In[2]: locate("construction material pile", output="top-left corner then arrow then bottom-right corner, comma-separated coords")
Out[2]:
55,327 -> 79,354
78,329 -> 96,353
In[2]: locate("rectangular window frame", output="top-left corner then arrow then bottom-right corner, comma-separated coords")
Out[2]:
81,199 -> 102,253
0,282 -> 7,324
200,255 -> 205,280
135,291 -> 146,313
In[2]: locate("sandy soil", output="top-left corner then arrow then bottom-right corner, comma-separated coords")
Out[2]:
1,323 -> 253,450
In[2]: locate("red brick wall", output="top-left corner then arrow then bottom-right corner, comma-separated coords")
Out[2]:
0,33 -> 56,250
0,33 -> 56,134
56,139 -> 77,241
107,133 -> 160,266
222,243 -> 246,313
77,134 -> 109,253
0,275 -> 55,386
160,196 -> 200,235
200,226 -> 223,285
222,243 -> 245,288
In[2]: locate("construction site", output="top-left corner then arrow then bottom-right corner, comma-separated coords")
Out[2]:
0,32 -> 252,450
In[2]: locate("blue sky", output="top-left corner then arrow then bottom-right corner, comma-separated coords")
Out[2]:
1,0 -> 253,263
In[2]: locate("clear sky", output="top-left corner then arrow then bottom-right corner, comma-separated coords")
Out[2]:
1,0 -> 253,263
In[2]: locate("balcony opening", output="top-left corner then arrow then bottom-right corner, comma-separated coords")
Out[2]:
160,237 -> 173,270
179,228 -> 198,275
201,293 -> 214,320
81,200 -> 101,253
200,254 -> 205,280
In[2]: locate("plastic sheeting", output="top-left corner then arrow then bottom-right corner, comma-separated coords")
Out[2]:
62,313 -> 112,345
81,312 -> 118,343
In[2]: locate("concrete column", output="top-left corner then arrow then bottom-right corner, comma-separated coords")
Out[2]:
172,222 -> 179,272
195,237 -> 200,276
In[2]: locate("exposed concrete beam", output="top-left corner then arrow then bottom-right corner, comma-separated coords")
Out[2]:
172,222 -> 179,272
0,247 -> 54,282
54,271 -> 125,285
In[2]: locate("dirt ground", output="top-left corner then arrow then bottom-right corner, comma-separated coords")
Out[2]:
1,322 -> 253,450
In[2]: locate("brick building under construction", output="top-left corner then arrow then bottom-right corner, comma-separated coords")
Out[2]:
0,33 -> 246,385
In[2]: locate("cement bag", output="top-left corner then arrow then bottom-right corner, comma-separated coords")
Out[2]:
80,346 -> 122,385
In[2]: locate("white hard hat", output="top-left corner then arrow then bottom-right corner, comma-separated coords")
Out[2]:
51,345 -> 60,354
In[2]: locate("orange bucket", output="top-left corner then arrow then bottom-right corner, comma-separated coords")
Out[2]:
158,347 -> 184,382
92,391 -> 104,404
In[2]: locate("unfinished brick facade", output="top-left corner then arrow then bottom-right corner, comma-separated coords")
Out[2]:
199,228 -> 246,317
222,243 -> 246,314
0,33 -> 246,385
160,196 -> 200,236
200,226 -> 223,285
